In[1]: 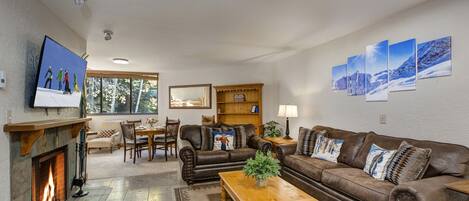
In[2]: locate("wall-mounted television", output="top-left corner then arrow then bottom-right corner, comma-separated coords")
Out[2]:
31,36 -> 87,108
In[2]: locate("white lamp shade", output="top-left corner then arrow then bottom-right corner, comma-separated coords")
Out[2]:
278,105 -> 298,118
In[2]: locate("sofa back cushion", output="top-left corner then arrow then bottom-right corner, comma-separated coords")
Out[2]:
180,125 -> 203,150
313,125 -> 367,166
198,124 -> 256,151
353,132 -> 469,178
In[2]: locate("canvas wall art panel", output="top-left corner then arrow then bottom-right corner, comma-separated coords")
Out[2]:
332,64 -> 347,91
388,39 -> 417,92
347,55 -> 366,96
417,36 -> 452,79
365,40 -> 389,101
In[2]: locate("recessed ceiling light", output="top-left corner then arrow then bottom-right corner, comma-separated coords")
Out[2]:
112,58 -> 129,65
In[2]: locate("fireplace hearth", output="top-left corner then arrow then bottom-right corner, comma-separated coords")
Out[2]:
32,146 -> 67,201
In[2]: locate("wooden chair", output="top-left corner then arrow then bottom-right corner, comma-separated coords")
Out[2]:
153,117 -> 180,161
120,122 -> 148,164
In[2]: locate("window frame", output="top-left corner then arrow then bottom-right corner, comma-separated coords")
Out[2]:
86,70 -> 159,116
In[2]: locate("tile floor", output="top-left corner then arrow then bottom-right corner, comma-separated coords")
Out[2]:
71,148 -> 186,201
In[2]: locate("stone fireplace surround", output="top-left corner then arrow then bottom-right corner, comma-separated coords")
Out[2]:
5,118 -> 90,201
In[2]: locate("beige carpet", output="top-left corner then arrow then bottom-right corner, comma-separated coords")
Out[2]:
174,182 -> 222,201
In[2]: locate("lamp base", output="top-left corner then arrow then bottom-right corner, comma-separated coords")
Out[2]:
283,135 -> 292,140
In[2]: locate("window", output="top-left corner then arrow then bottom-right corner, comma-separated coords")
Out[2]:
85,71 -> 158,115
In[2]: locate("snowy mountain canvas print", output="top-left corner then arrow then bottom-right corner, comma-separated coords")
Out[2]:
347,55 -> 366,96
388,39 -> 417,92
365,40 -> 389,101
332,64 -> 347,91
417,36 -> 452,79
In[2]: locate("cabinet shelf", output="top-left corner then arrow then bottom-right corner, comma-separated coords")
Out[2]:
214,83 -> 263,135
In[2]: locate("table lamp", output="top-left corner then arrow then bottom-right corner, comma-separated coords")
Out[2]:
278,105 -> 298,140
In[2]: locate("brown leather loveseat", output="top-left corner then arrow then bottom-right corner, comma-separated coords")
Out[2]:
178,124 -> 272,184
276,125 -> 469,201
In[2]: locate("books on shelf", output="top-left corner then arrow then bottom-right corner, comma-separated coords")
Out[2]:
251,105 -> 259,113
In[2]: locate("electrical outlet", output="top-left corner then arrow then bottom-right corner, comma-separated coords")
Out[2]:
379,114 -> 387,124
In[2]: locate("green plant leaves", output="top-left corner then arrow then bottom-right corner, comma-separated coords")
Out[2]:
243,151 -> 281,181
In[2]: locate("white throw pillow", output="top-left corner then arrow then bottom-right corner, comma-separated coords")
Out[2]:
212,129 -> 235,151
363,144 -> 396,180
311,135 -> 344,163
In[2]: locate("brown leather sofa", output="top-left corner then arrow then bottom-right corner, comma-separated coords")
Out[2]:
276,125 -> 469,201
178,124 -> 272,184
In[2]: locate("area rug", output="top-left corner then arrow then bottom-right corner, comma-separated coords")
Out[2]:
174,182 -> 222,201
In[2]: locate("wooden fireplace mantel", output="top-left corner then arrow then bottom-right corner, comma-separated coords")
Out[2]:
3,118 -> 91,156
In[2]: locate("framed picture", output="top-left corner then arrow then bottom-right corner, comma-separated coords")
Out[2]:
388,39 -> 417,92
169,84 -> 212,109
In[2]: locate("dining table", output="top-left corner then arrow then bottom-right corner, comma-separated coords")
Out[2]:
135,126 -> 166,161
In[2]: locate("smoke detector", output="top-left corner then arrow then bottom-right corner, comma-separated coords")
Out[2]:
104,30 -> 113,41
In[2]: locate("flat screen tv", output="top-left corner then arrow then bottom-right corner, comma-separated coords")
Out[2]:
31,36 -> 87,108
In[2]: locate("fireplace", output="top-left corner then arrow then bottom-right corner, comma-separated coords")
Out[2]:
32,146 -> 67,201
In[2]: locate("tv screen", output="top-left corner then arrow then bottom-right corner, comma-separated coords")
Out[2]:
32,36 -> 87,108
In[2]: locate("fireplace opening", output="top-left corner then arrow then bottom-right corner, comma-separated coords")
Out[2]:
32,146 -> 67,201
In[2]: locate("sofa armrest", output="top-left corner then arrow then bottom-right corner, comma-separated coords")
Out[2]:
248,135 -> 272,153
275,144 -> 297,163
178,139 -> 196,184
390,176 -> 464,201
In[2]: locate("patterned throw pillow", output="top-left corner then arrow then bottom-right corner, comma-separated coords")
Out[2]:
234,126 -> 248,149
97,129 -> 117,138
297,128 -> 326,156
311,135 -> 344,163
212,129 -> 235,151
386,141 -> 432,184
363,144 -> 396,180
200,127 -> 219,150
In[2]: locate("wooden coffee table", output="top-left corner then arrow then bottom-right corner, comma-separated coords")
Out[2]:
219,170 -> 317,201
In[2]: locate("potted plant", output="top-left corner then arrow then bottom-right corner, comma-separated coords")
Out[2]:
243,151 -> 281,187
263,121 -> 282,137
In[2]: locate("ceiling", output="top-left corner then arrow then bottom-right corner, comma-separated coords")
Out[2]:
40,0 -> 427,72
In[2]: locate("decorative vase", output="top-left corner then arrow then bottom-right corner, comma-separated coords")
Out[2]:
256,178 -> 267,187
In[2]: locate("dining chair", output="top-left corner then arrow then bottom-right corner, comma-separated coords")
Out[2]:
120,122 -> 148,164
153,117 -> 180,161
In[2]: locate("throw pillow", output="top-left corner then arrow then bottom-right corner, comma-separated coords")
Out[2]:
297,128 -> 326,156
311,135 -> 344,163
234,126 -> 248,149
386,141 -> 432,184
200,126 -> 222,151
97,129 -> 117,138
363,144 -> 396,180
212,128 -> 235,151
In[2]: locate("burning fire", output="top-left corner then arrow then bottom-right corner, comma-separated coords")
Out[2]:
42,165 -> 55,201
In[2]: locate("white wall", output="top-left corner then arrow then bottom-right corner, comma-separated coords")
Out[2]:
89,64 -> 276,131
0,0 -> 86,200
272,0 -> 469,147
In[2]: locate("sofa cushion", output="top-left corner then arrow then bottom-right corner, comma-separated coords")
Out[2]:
196,150 -> 229,165
313,125 -> 367,166
283,155 -> 349,181
229,148 -> 256,162
386,141 -> 432,184
296,127 -> 316,155
311,135 -> 344,163
353,132 -> 469,178
322,168 -> 395,201
234,126 -> 249,149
